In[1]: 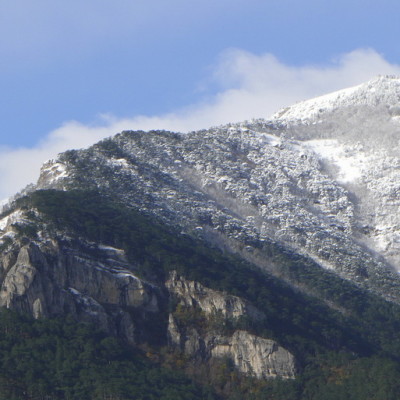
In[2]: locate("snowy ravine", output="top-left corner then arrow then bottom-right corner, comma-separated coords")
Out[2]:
273,75 -> 400,269
23,75 -> 400,302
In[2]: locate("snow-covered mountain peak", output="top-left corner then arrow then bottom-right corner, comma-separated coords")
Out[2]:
17,74 -> 400,304
272,75 -> 400,124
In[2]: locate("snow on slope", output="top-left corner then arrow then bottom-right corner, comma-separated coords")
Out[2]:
272,75 -> 400,124
24,74 -> 400,302
268,75 -> 400,271
305,139 -> 367,183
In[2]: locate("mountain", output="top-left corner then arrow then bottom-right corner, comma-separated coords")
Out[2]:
32,75 -> 400,302
2,76 -> 400,399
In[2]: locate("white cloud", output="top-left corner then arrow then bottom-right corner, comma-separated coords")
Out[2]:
1,48 -> 400,202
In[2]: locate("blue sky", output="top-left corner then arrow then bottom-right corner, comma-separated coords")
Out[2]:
1,0 -> 400,200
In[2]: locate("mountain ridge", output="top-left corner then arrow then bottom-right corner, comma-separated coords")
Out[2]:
27,121 -> 400,302
3,76 -> 400,305
2,76 -> 400,398
272,75 -> 400,124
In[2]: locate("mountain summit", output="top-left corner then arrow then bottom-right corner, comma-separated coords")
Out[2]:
273,75 -> 400,124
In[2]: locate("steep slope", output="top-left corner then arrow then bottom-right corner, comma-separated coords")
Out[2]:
4,185 -> 400,399
28,102 -> 400,302
270,75 -> 400,271
0,190 -> 306,383
2,75 -> 400,398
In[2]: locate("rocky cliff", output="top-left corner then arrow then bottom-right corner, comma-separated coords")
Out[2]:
0,210 -> 159,344
0,207 -> 298,380
166,271 -> 265,321
166,272 -> 296,379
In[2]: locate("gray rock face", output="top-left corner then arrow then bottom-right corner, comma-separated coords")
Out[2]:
0,209 -> 298,380
166,271 -> 264,321
166,273 -> 296,380
167,314 -> 296,380
211,330 -> 296,379
0,227 -> 159,343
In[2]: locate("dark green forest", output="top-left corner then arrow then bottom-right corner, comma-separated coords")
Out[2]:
0,310 -> 216,400
3,189 -> 400,399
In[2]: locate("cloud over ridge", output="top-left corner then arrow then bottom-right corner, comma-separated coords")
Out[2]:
1,48 -> 400,201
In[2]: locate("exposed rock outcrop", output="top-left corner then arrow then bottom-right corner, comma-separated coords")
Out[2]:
0,212 -> 298,380
0,232 -> 159,343
166,271 -> 264,321
166,273 -> 296,379
211,330 -> 296,379
167,313 -> 296,379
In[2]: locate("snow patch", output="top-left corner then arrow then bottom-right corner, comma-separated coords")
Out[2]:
305,139 -> 367,183
40,161 -> 69,184
115,272 -> 140,280
68,287 -> 101,315
109,158 -> 130,168
0,216 -> 8,231
0,209 -> 30,231
257,133 -> 281,146
98,244 -> 125,256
